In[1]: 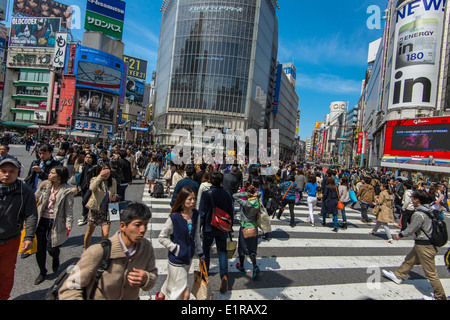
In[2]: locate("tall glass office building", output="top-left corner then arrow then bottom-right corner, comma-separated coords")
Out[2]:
155,0 -> 279,145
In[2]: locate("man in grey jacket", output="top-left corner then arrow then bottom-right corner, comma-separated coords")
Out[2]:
382,189 -> 447,300
0,158 -> 38,300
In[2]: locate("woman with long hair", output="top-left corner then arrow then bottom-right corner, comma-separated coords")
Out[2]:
321,177 -> 340,232
84,164 -> 119,249
157,187 -> 203,300
370,183 -> 395,243
34,166 -> 75,285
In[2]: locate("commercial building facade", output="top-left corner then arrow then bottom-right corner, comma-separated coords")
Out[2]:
154,0 -> 279,146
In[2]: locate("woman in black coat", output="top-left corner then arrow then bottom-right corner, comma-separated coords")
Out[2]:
321,177 -> 339,232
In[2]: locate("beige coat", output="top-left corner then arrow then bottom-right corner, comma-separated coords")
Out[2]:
85,175 -> 117,212
58,231 -> 158,300
35,180 -> 76,247
375,190 -> 395,224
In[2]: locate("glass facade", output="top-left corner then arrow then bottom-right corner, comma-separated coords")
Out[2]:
169,0 -> 256,115
155,0 -> 279,139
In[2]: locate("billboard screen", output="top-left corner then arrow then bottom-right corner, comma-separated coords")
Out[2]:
75,89 -> 116,123
74,46 -> 124,95
384,117 -> 450,160
12,0 -> 73,29
9,17 -> 61,47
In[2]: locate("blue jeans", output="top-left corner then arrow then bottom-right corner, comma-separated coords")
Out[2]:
202,229 -> 228,278
340,201 -> 351,223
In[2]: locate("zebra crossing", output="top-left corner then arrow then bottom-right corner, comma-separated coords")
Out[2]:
139,182 -> 450,300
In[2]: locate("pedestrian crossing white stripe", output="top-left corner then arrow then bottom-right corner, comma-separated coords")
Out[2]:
151,255 -> 447,275
206,279 -> 450,300
148,237 -> 416,250
148,222 -> 393,235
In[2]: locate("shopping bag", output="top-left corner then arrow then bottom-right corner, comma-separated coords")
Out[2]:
257,202 -> 272,234
108,203 -> 121,222
226,233 -> 237,259
19,227 -> 37,255
192,259 -> 212,300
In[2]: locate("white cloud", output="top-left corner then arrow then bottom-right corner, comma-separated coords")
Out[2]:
297,73 -> 363,95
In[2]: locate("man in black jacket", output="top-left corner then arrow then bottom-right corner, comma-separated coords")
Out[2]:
24,144 -> 61,192
199,171 -> 234,294
0,158 -> 38,300
117,150 -> 133,202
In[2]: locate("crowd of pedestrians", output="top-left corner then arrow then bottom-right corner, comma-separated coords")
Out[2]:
0,135 -> 449,300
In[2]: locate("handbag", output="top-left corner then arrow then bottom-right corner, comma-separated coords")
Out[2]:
336,187 -> 345,211
209,191 -> 233,232
242,226 -> 258,238
192,259 -> 212,300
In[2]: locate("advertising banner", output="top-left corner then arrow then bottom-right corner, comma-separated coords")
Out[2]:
85,9 -> 123,39
125,77 -> 145,103
357,132 -> 364,154
7,47 -> 53,68
12,0 -> 73,29
75,89 -> 116,123
74,119 -> 113,133
86,0 -> 126,22
123,55 -> 148,81
57,76 -> 75,126
52,32 -> 67,68
74,46 -> 124,95
9,17 -> 61,47
388,0 -> 445,110
384,117 -> 450,160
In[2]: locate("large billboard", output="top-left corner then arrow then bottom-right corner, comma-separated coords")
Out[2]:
9,17 -> 61,47
123,55 -> 148,81
85,0 -> 126,40
384,117 -> 450,160
74,46 -> 124,95
12,0 -> 73,29
388,0 -> 446,110
75,89 -> 116,123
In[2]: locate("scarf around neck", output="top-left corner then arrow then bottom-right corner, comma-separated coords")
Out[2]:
0,180 -> 19,197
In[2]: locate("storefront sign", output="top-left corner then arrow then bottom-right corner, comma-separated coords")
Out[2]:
53,32 -> 68,68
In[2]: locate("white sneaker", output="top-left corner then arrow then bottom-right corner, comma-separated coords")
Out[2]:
382,270 -> 402,285
422,295 -> 435,300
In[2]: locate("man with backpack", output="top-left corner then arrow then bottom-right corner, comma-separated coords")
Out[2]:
58,203 -> 158,300
382,190 -> 447,300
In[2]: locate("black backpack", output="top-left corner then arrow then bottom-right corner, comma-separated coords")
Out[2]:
421,211 -> 448,248
153,182 -> 165,198
45,239 -> 112,300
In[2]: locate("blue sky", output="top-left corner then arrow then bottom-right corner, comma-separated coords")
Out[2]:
5,0 -> 388,140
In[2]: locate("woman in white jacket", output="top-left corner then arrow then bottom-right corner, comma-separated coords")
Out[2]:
34,166 -> 76,285
196,172 -> 212,210
397,180 -> 414,230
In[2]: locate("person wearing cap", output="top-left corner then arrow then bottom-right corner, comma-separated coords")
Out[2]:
0,158 -> 38,300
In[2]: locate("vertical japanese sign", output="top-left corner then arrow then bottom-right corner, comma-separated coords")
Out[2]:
53,32 -> 68,68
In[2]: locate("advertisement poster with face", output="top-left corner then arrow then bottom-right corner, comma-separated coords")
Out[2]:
9,16 -> 61,47
13,0 -> 73,29
76,90 -> 115,123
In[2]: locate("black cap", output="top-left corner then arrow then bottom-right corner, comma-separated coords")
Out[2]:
0,158 -> 22,170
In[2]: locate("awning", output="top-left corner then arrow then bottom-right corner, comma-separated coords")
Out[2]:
0,121 -> 34,128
